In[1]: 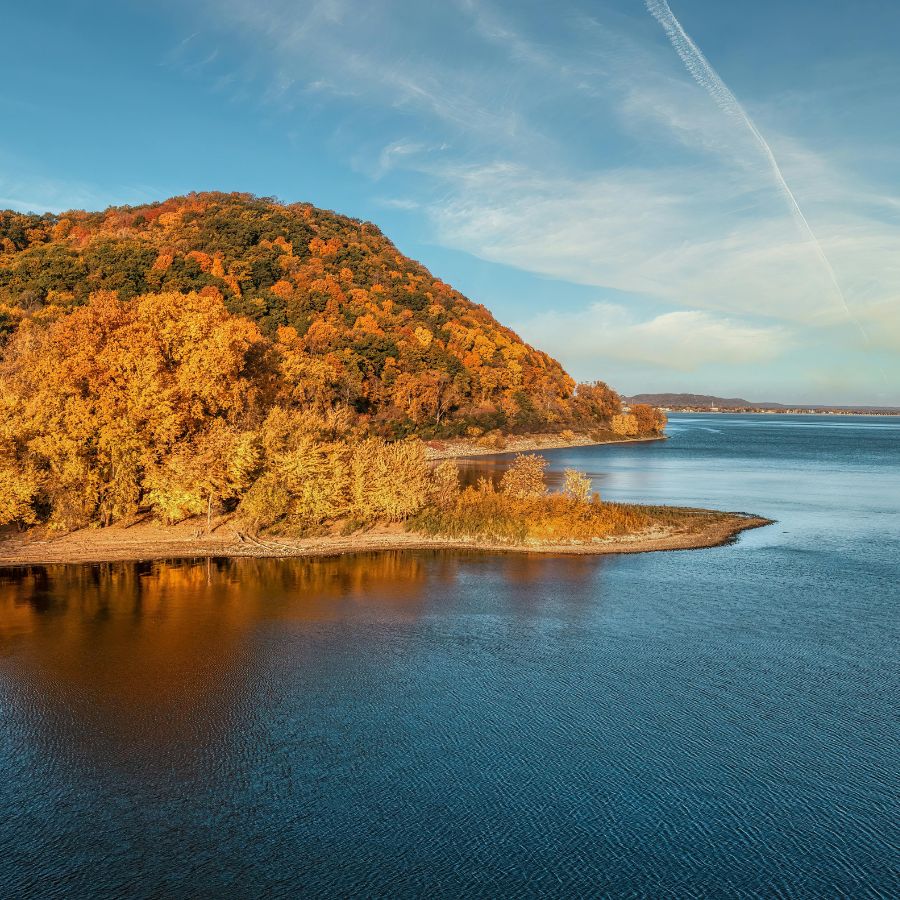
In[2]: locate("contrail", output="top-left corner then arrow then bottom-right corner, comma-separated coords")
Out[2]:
645,0 -> 869,342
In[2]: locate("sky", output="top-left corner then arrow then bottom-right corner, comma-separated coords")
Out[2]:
4,0 -> 899,404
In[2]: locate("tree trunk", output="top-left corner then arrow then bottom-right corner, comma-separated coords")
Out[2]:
206,493 -> 212,534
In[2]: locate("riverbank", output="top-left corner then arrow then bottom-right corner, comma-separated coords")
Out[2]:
424,431 -> 666,460
0,509 -> 770,566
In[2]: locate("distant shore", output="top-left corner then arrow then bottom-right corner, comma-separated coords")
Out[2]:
653,408 -> 899,416
425,432 -> 666,460
0,510 -> 771,567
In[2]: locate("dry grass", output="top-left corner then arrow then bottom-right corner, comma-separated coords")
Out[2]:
411,491 -> 729,546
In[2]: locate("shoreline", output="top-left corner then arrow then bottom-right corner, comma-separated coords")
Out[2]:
425,432 -> 666,460
0,511 -> 771,567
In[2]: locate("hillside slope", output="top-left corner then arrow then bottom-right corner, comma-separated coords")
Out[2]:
0,192 -> 668,533
0,191 -> 586,434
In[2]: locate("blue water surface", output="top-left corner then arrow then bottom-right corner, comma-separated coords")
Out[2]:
0,414 -> 897,897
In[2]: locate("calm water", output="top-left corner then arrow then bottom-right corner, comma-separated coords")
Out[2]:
1,414 -> 897,898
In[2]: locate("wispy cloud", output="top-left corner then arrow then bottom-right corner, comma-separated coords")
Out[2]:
644,0 -> 867,345
0,152 -> 161,214
419,160 -> 845,326
164,0 -> 900,396
0,174 -> 119,214
211,0 -> 536,142
516,302 -> 791,372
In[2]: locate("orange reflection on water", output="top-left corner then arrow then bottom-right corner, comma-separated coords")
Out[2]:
0,554 -> 436,770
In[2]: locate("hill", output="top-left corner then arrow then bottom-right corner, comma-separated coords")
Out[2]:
0,192 -> 666,532
0,191 -> 598,435
626,393 -> 899,414
627,393 -> 786,410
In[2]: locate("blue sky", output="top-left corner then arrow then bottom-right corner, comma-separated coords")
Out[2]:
4,0 -> 899,404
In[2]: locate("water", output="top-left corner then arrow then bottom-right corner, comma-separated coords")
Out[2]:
0,414 -> 897,897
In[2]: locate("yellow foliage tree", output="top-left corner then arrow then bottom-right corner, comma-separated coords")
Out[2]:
563,468 -> 593,504
239,408 -> 349,531
500,454 -> 547,499
0,290 -> 266,528
611,413 -> 639,437
430,460 -> 461,507
145,422 -> 258,527
349,438 -> 428,522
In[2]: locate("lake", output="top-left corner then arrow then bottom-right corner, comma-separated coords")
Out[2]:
1,414 -> 897,897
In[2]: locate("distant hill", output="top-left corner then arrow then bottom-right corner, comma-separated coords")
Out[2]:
626,393 -> 899,414
626,393 -> 786,410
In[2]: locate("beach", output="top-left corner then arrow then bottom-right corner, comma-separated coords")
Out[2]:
0,509 -> 770,566
424,431 -> 666,460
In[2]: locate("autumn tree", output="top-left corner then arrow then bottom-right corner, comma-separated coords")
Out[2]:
563,468 -> 592,504
349,438 -> 428,522
430,460 -> 461,506
0,440 -> 39,527
611,413 -> 639,437
0,289 -> 267,528
238,408 -> 350,532
145,422 -> 258,528
630,403 -> 667,434
574,381 -> 621,423
500,454 -> 547,499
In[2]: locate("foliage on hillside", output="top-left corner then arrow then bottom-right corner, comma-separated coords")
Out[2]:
0,193 -> 667,533
0,191 -> 624,435
0,289 -> 410,530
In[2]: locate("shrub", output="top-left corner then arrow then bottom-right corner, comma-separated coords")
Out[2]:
430,460 -> 461,507
500,453 -> 546,499
411,490 -> 657,545
563,468 -> 592,504
349,438 -> 428,522
477,432 -> 507,451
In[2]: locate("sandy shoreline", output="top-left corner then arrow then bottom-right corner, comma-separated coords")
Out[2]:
425,432 -> 666,460
0,511 -> 771,567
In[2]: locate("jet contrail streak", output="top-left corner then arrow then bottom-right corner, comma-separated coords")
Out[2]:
645,0 -> 869,342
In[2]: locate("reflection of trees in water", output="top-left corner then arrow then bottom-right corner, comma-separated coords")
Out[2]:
0,551 -> 607,775
0,552 -> 431,623
0,554 -> 433,774
490,553 -> 607,621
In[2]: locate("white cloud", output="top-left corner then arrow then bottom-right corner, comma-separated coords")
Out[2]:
516,302 -> 791,372
420,160 -> 853,327
857,295 -> 900,351
186,0 -> 899,396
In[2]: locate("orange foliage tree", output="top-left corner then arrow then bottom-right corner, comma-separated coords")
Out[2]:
0,290 -> 267,528
630,403 -> 668,434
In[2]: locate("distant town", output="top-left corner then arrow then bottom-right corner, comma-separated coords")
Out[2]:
626,394 -> 900,416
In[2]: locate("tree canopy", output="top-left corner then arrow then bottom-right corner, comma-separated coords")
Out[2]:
0,192 -> 596,435
0,192 -> 665,533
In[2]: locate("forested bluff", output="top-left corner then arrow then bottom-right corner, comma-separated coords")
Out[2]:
0,191 -> 666,541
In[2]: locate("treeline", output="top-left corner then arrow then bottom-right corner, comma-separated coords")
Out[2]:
0,289 -> 660,532
0,191 -> 611,436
